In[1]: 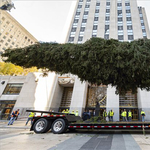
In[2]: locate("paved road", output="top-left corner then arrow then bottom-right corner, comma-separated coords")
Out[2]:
0,120 -> 150,150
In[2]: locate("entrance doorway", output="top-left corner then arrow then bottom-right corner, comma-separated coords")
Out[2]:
0,100 -> 16,120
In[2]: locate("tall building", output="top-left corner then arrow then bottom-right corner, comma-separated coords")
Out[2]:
0,10 -> 38,59
0,6 -> 38,119
66,0 -> 150,43
0,0 -> 150,121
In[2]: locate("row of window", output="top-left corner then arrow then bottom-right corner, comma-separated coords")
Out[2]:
69,1 -> 147,42
0,17 -> 34,47
138,7 -> 147,38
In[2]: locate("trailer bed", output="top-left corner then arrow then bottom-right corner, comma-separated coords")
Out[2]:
26,110 -> 150,134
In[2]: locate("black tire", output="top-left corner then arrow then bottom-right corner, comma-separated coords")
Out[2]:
33,118 -> 50,133
51,118 -> 67,134
44,120 -> 52,133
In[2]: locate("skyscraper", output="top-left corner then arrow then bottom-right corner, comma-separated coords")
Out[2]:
0,10 -> 38,59
66,0 -> 150,43
64,0 -> 150,121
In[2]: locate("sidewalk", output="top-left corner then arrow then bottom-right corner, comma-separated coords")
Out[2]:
0,117 -> 30,129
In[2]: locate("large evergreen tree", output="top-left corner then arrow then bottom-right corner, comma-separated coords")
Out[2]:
2,38 -> 150,94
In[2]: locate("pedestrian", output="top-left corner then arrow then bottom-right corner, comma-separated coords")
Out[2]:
8,109 -> 20,125
109,110 -> 114,122
75,110 -> 79,116
141,110 -> 145,122
25,112 -> 35,125
103,109 -> 107,121
128,110 -> 132,122
122,109 -> 127,122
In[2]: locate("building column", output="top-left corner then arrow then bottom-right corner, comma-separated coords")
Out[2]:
137,89 -> 150,121
69,77 -> 88,116
106,85 -> 119,121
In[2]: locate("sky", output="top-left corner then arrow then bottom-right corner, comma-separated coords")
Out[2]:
8,0 -> 150,43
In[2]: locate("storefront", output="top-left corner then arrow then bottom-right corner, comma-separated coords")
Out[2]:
0,100 -> 16,120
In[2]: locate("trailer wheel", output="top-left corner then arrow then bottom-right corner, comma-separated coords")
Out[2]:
33,118 -> 50,133
51,118 -> 67,134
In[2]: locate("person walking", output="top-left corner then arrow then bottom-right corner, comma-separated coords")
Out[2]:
109,110 -> 114,122
128,110 -> 132,122
8,109 -> 20,125
103,109 -> 107,121
25,112 -> 35,125
141,110 -> 145,122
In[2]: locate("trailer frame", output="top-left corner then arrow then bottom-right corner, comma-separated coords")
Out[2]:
26,110 -> 150,134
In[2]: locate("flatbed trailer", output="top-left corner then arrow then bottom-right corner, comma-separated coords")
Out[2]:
26,110 -> 150,134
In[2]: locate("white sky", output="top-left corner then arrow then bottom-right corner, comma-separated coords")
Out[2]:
9,0 -> 150,43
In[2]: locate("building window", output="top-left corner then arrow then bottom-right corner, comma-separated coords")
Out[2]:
82,19 -> 87,23
71,27 -> 76,32
128,35 -> 134,40
118,26 -> 123,30
118,35 -> 124,40
105,16 -> 110,21
141,23 -> 144,26
117,3 -> 122,7
92,35 -> 97,37
142,29 -> 146,32
96,3 -> 100,6
125,3 -> 130,6
2,17 -> 5,21
74,19 -> 79,23
84,11 -> 88,15
76,12 -> 80,15
105,25 -> 109,30
95,9 -> 99,13
78,5 -> 82,8
106,2 -> 110,6
3,83 -> 23,95
104,34 -> 109,40
5,43 -> 8,46
79,0 -> 83,2
118,17 -> 123,21
94,17 -> 99,21
106,9 -> 110,13
78,36 -> 83,41
118,10 -> 122,15
127,25 -> 132,30
126,17 -> 131,21
69,37 -> 74,42
140,17 -> 143,20
85,5 -> 90,8
80,27 -> 85,32
93,25 -> 98,30
126,9 -> 131,13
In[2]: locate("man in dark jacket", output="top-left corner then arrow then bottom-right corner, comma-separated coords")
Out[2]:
8,109 -> 20,125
